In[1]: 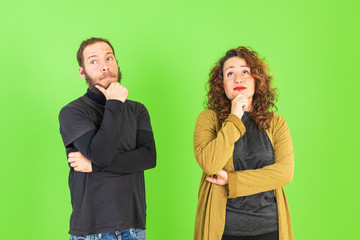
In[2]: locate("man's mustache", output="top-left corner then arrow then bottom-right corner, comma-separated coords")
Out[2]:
100,72 -> 116,79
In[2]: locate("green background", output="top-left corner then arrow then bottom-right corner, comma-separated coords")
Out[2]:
0,0 -> 359,239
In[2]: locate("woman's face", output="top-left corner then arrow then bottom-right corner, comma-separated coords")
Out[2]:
223,57 -> 255,101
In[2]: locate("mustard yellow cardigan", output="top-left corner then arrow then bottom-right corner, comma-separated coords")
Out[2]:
193,110 -> 294,240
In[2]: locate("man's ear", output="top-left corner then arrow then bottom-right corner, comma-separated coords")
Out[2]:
79,66 -> 86,79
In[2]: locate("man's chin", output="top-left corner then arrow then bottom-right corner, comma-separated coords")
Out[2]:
86,77 -> 120,94
88,84 -> 105,94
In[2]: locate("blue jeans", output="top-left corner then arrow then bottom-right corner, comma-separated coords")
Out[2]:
70,228 -> 146,240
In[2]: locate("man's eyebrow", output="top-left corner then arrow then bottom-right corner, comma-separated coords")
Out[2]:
87,52 -> 114,60
87,55 -> 98,60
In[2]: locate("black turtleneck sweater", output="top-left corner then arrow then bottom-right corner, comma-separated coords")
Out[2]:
59,89 -> 156,235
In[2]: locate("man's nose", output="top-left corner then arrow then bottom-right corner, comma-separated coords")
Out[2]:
101,63 -> 109,72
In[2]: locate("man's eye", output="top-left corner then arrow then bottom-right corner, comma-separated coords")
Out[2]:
90,60 -> 97,64
107,57 -> 113,61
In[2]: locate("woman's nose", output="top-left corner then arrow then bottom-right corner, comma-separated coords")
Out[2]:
235,75 -> 243,83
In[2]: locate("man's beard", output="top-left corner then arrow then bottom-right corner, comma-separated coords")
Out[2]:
84,67 -> 122,94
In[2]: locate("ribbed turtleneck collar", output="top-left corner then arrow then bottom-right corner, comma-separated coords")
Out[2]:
242,111 -> 249,120
85,88 -> 106,105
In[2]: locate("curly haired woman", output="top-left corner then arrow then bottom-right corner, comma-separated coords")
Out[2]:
193,47 -> 294,240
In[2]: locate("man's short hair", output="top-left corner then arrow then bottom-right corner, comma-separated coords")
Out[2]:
77,37 -> 115,68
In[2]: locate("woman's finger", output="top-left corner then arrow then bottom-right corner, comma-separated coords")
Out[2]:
206,177 -> 217,184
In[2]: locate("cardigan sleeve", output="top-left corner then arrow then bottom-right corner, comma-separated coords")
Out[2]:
193,110 -> 246,175
227,113 -> 294,198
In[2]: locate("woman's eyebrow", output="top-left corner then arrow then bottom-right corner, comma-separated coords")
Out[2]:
225,65 -> 249,71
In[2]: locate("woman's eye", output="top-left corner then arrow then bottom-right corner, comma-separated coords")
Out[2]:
227,72 -> 233,77
90,60 -> 97,64
242,70 -> 249,75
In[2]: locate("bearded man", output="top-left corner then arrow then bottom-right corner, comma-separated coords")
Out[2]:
59,37 -> 156,240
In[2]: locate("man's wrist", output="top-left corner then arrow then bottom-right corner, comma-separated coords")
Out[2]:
91,162 -> 101,172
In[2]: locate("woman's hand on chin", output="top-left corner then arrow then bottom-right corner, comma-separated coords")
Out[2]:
231,94 -> 248,119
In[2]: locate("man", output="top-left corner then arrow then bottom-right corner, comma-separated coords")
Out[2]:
59,37 -> 156,240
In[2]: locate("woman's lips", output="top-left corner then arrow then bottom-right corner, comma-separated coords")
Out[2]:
234,86 -> 246,91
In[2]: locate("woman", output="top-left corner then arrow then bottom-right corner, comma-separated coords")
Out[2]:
193,47 -> 294,240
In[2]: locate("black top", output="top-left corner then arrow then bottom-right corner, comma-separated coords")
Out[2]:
59,89 -> 156,235
224,112 -> 278,236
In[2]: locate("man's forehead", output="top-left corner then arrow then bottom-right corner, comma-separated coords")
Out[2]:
83,42 -> 114,57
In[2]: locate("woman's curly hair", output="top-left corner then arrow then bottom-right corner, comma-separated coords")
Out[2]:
205,46 -> 277,130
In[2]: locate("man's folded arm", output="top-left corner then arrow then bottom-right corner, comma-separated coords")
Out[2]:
73,129 -> 156,173
71,100 -> 124,167
101,129 -> 156,173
